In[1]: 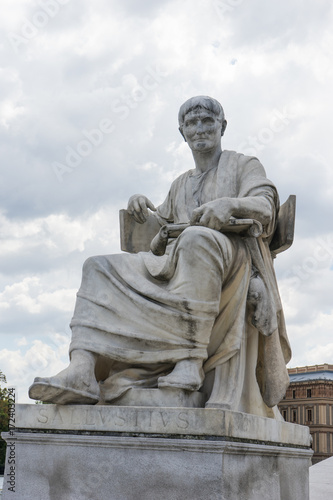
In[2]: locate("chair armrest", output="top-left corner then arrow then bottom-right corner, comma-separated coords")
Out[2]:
270,195 -> 296,256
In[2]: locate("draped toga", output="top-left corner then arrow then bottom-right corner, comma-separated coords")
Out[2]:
69,150 -> 291,417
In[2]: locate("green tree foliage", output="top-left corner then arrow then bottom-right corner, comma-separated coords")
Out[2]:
0,370 -> 9,466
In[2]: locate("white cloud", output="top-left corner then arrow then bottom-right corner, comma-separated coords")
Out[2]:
16,337 -> 28,346
0,338 -> 68,403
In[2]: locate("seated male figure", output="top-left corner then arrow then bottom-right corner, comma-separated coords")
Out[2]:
29,96 -> 290,416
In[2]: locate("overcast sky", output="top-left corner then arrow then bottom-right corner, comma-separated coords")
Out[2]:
1,0 -> 333,403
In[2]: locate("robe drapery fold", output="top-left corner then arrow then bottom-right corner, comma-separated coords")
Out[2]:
69,150 -> 291,413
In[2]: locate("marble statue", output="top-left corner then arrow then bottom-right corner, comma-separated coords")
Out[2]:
29,96 -> 292,418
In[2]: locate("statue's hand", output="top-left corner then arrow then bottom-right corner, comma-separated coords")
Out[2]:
127,194 -> 156,224
190,198 -> 234,231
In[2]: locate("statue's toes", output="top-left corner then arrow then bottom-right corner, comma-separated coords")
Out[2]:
32,376 -> 50,384
28,378 -> 99,405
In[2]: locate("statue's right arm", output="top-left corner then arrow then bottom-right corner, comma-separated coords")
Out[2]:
127,194 -> 157,224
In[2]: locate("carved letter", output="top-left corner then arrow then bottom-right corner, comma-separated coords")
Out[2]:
159,411 -> 169,427
37,408 -> 48,424
114,413 -> 126,426
177,412 -> 189,429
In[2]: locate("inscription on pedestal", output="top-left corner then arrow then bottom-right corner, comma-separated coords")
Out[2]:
35,406 -> 192,431
15,404 -> 312,447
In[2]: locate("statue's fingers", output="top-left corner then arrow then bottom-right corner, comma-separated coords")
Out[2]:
190,208 -> 203,225
132,213 -> 142,223
207,219 -> 218,230
138,198 -> 149,217
127,201 -> 134,212
137,206 -> 148,222
198,213 -> 211,227
133,211 -> 146,224
146,199 -> 157,212
132,199 -> 142,213
206,216 -> 223,231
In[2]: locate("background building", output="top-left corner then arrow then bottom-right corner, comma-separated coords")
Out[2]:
278,364 -> 333,464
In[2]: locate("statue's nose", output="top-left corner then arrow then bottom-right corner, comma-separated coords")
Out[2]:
196,121 -> 204,133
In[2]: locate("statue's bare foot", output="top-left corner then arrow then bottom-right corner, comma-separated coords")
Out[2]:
28,350 -> 99,404
158,359 -> 204,391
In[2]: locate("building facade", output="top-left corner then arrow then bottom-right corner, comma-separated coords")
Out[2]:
278,363 -> 333,464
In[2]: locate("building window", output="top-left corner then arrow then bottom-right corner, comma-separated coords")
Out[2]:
307,389 -> 312,398
292,390 -> 296,399
306,409 -> 313,422
292,409 -> 297,422
282,410 -> 287,421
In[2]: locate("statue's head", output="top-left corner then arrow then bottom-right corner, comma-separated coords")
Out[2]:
178,96 -> 227,152
178,96 -> 227,138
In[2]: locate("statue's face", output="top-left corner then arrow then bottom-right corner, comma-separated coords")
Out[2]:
182,108 -> 222,153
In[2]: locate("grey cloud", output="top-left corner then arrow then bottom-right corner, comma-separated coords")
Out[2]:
218,0 -> 333,47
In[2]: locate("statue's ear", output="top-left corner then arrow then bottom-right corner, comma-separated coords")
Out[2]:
179,127 -> 187,142
221,120 -> 227,137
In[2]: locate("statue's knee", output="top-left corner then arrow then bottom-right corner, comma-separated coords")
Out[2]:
178,226 -> 217,249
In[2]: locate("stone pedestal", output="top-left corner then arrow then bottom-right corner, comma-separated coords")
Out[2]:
1,404 -> 312,500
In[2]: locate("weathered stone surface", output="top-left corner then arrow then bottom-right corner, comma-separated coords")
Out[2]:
1,405 -> 312,499
16,404 -> 311,446
1,430 -> 312,500
101,387 -> 206,407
